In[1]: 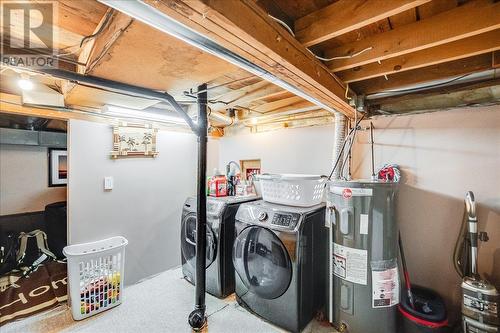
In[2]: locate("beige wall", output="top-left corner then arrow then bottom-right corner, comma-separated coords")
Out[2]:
0,144 -> 67,215
218,125 -> 335,174
351,106 -> 500,317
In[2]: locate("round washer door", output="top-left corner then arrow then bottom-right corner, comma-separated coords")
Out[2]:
233,226 -> 292,299
181,213 -> 216,269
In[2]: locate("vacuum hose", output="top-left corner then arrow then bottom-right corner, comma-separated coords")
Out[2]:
465,192 -> 478,276
453,191 -> 478,278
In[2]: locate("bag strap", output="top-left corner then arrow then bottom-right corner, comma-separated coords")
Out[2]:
17,230 -> 58,263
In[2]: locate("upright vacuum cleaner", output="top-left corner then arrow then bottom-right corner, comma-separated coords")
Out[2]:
454,192 -> 499,333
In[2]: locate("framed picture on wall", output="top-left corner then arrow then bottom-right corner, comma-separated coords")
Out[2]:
49,148 -> 67,187
110,123 -> 159,158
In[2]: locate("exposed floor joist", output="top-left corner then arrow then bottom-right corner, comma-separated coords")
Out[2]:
57,0 -> 109,37
295,0 -> 430,47
141,0 -> 355,117
351,54 -> 493,95
493,51 -> 500,68
326,0 -> 500,72
259,101 -> 319,116
368,78 -> 500,114
337,30 -> 500,83
210,81 -> 283,112
254,96 -> 304,113
78,10 -> 133,74
367,78 -> 500,106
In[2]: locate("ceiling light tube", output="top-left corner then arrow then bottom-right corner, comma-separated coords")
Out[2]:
99,0 -> 337,114
103,105 -> 186,124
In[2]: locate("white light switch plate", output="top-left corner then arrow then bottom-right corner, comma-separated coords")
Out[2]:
104,176 -> 113,190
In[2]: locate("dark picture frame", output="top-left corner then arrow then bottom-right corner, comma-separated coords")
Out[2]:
48,148 -> 67,187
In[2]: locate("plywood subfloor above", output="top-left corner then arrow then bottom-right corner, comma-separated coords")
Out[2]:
85,19 -> 241,98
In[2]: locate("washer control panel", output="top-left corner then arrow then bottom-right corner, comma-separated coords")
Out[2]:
271,213 -> 300,228
236,202 -> 309,230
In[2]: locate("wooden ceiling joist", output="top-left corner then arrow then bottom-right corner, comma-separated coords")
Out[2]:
337,30 -> 500,83
211,81 -> 283,112
143,0 -> 355,117
367,78 -> 500,114
326,0 -> 500,72
351,54 -> 493,95
256,100 -> 319,116
295,0 -> 430,47
493,51 -> 500,69
78,10 -> 133,74
367,78 -> 500,107
57,0 -> 108,37
254,96 -> 304,113
234,84 -> 284,104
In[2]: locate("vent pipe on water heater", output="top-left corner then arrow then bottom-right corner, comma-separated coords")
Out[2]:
332,112 -> 346,180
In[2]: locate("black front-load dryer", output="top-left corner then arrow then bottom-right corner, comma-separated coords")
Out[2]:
181,195 -> 258,298
233,200 -> 327,333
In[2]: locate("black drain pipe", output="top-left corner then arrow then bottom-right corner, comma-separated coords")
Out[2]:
35,68 -> 209,329
188,83 -> 208,330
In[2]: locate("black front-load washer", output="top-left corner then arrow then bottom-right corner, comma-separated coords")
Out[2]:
233,200 -> 327,333
181,195 -> 258,298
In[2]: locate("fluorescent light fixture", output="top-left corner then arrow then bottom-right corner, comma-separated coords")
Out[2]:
99,0 -> 337,114
251,118 -> 258,125
18,78 -> 34,90
103,105 -> 186,124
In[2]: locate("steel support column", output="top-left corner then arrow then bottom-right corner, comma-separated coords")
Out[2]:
188,83 -> 208,331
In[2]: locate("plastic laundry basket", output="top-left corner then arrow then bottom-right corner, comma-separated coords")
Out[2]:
63,236 -> 128,320
257,174 -> 327,207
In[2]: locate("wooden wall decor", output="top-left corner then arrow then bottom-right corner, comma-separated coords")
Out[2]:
111,122 -> 158,158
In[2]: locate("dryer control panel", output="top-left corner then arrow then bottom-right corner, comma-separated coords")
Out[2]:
252,210 -> 300,229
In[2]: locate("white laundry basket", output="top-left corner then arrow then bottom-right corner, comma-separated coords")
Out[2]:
257,174 -> 327,207
63,236 -> 128,320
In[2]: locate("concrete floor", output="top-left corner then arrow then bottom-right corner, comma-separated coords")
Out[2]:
3,267 -> 336,333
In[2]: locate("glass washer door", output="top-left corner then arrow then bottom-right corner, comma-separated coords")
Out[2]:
181,213 -> 216,269
233,226 -> 292,299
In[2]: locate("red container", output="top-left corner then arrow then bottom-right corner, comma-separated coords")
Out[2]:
209,176 -> 227,197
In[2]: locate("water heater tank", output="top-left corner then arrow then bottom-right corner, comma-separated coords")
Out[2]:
326,180 -> 399,333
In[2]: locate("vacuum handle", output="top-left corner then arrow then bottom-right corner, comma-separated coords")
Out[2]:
468,217 -> 479,276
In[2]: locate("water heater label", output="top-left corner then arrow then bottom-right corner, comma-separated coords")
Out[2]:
330,186 -> 373,197
333,243 -> 368,285
372,267 -> 399,308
